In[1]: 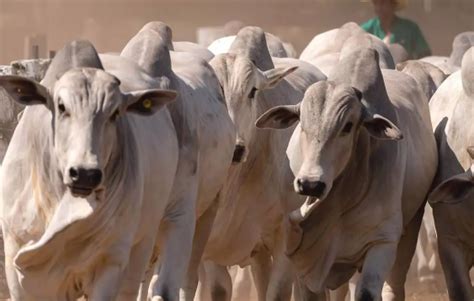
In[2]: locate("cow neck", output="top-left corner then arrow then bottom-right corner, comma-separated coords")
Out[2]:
28,109 -> 64,229
163,74 -> 195,150
246,90 -> 281,166
101,118 -> 138,206
287,130 -> 373,287
332,130 -> 372,214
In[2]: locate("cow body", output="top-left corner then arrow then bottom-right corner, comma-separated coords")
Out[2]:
119,22 -> 236,301
208,32 -> 296,58
0,41 -> 180,300
257,48 -> 437,300
300,22 -> 395,76
427,47 -> 474,301
201,26 -> 325,301
397,60 -> 448,101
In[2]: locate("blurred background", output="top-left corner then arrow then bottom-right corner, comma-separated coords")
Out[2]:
0,0 -> 472,64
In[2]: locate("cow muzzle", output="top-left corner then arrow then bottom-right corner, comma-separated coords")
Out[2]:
294,178 -> 326,198
67,167 -> 103,197
232,144 -> 247,164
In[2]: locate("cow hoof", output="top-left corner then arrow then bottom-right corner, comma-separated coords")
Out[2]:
151,297 -> 164,301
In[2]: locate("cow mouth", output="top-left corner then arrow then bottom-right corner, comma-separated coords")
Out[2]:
68,185 -> 95,197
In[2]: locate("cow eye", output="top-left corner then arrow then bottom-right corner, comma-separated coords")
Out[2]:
57,101 -> 66,114
110,109 -> 120,122
341,122 -> 353,135
248,87 -> 257,99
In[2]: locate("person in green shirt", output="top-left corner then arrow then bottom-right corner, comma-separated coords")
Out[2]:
361,0 -> 432,59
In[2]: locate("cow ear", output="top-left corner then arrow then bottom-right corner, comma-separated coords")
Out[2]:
467,146 -> 474,160
256,104 -> 300,129
363,113 -> 403,140
352,87 -> 363,101
126,89 -> 177,115
257,66 -> 298,90
395,61 -> 409,71
0,75 -> 50,106
428,173 -> 474,205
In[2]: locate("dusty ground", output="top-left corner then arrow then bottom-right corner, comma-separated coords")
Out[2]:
405,279 -> 449,301
0,260 -> 452,301
0,235 -> 452,301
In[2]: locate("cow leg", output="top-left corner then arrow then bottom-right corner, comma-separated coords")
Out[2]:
294,279 -> 327,301
330,283 -> 349,301
181,195 -> 219,301
203,261 -> 232,301
2,233 -> 35,301
137,259 -> 157,301
116,238 -> 155,301
266,227 -> 294,301
151,178 -> 198,301
414,218 -> 429,277
437,238 -> 472,301
232,267 -> 253,301
383,206 -> 424,301
355,243 -> 397,301
423,206 -> 441,279
250,245 -> 272,301
88,262 -> 123,301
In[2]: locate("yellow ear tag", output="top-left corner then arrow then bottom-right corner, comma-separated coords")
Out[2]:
142,99 -> 153,109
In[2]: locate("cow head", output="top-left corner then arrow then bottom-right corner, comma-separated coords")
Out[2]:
210,53 -> 297,163
428,147 -> 474,205
0,69 -> 176,198
256,81 -> 402,200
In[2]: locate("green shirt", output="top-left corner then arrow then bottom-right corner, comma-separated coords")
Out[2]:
361,16 -> 431,59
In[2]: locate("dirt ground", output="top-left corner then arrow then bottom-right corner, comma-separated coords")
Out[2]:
0,235 -> 454,301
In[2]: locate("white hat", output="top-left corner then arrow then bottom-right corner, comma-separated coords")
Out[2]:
395,0 -> 408,10
362,0 -> 408,11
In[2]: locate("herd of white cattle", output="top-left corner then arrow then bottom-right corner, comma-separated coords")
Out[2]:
0,20 -> 473,301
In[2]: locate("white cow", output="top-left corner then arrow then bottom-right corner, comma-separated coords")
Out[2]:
119,22 -> 235,301
300,22 -> 395,76
421,32 -> 474,75
0,40 -> 181,300
427,47 -> 474,301
397,60 -> 448,101
256,48 -> 437,300
199,26 -> 326,301
208,32 -> 297,58
197,20 -> 246,47
173,41 -> 214,62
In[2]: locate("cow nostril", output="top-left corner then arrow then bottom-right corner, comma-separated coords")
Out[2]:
296,179 -> 326,197
313,181 -> 326,197
87,169 -> 103,186
69,168 -> 102,187
69,167 -> 79,182
296,178 -> 304,190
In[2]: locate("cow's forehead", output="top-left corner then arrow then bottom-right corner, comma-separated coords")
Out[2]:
227,55 -> 257,91
56,68 -> 120,95
300,82 -> 360,125
54,68 -> 122,112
